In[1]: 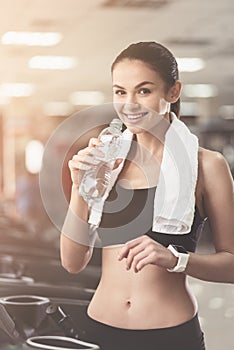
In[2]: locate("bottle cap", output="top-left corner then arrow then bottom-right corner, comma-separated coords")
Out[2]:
110,118 -> 123,129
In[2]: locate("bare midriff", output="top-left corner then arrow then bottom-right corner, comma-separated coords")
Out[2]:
87,245 -> 197,330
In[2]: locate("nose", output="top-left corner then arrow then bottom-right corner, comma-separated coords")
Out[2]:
113,92 -> 142,114
122,102 -> 140,114
122,94 -> 141,113
124,93 -> 138,106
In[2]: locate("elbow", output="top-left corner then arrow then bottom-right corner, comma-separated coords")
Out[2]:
61,248 -> 92,274
61,261 -> 87,274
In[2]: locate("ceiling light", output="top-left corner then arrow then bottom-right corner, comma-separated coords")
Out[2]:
1,31 -> 62,46
0,83 -> 35,97
183,84 -> 218,98
177,58 -> 205,72
70,91 -> 105,105
28,56 -> 77,70
44,102 -> 74,116
25,140 -> 44,174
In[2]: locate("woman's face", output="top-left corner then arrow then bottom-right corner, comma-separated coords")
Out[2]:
112,59 -> 173,134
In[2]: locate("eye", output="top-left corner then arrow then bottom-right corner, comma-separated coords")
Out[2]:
114,89 -> 126,96
138,88 -> 151,95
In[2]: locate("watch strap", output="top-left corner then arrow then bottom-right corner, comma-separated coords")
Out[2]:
167,244 -> 189,273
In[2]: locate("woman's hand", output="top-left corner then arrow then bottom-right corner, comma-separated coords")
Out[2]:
68,138 -> 105,187
68,137 -> 123,187
117,235 -> 178,272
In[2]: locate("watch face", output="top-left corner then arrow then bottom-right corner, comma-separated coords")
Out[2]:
171,245 -> 188,254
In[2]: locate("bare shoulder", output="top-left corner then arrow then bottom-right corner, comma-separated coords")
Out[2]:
198,146 -> 226,166
197,147 -> 234,252
198,146 -> 233,189
196,146 -> 233,216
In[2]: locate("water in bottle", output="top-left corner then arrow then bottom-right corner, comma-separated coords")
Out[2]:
79,118 -> 123,205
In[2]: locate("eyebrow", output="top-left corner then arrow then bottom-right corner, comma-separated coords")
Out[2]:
112,81 -> 156,89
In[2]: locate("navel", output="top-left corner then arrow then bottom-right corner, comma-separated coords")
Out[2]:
126,300 -> 131,308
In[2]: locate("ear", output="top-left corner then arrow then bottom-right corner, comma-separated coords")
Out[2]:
166,81 -> 182,103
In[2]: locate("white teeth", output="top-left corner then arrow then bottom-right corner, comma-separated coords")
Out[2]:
126,113 -> 146,119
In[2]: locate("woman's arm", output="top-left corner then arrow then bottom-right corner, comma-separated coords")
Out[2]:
60,137 -> 104,274
118,150 -> 234,283
60,184 -> 95,274
185,150 -> 234,283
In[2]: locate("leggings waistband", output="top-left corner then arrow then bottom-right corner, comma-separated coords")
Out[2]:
80,308 -> 206,350
86,311 -> 201,333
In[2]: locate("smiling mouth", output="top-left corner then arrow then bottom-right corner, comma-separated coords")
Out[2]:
123,112 -> 148,120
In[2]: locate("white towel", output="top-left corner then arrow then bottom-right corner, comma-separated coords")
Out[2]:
88,112 -> 199,234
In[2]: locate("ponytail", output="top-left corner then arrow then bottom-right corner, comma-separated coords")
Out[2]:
170,98 -> 180,119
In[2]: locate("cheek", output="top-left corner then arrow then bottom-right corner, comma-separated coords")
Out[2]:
113,100 -> 123,111
113,94 -> 124,109
140,96 -> 170,115
141,96 -> 162,111
158,98 -> 170,114
113,101 -> 125,120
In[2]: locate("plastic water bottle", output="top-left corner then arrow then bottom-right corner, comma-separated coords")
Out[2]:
79,118 -> 123,205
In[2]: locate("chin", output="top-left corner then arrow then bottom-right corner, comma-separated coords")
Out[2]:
125,124 -> 148,134
125,118 -> 165,135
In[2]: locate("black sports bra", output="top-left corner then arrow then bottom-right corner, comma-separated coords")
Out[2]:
97,181 -> 208,251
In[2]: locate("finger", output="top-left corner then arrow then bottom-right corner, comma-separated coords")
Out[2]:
118,237 -> 144,261
81,147 -> 105,159
69,157 -> 97,170
128,243 -> 156,272
72,154 -> 99,165
73,150 -> 105,166
88,138 -> 103,148
131,250 -> 150,273
89,148 -> 105,159
125,245 -> 145,270
135,253 -> 156,272
77,147 -> 105,160
68,159 -> 93,171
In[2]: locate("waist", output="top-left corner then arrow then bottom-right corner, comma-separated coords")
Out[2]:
88,249 -> 197,329
88,283 -> 197,329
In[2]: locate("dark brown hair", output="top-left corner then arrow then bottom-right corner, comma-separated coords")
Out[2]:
111,41 -> 180,118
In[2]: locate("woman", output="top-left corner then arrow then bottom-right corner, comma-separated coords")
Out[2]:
61,42 -> 234,350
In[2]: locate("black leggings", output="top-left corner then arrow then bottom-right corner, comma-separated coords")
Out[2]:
78,307 -> 206,350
